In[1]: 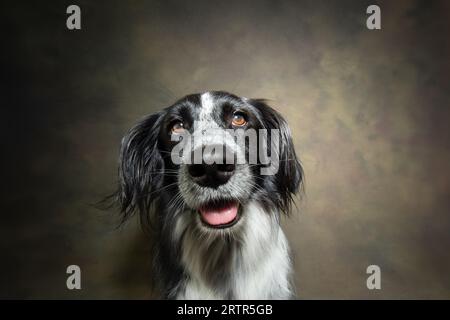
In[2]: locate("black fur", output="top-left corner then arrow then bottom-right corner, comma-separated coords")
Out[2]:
112,91 -> 303,298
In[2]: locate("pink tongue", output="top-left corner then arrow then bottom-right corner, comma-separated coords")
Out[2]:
199,202 -> 239,226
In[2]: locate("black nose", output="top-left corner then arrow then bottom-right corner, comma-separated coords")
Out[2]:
187,147 -> 235,188
188,163 -> 235,188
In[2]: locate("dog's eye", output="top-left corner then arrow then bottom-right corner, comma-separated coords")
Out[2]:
232,112 -> 247,127
171,121 -> 185,134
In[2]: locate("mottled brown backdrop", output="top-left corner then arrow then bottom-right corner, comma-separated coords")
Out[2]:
2,0 -> 450,298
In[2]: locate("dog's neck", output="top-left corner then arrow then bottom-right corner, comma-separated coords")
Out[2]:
172,202 -> 294,299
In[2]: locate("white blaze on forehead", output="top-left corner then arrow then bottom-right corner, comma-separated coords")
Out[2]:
195,92 -> 218,134
200,92 -> 215,121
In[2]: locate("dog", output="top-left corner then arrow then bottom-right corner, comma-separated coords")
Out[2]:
113,91 -> 303,299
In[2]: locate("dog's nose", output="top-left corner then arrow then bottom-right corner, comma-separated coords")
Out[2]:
187,146 -> 235,188
188,163 -> 235,188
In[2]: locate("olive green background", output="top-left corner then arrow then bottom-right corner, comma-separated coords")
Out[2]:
2,0 -> 449,298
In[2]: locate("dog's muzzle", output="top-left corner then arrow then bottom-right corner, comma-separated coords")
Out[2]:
187,150 -> 235,189
185,145 -> 240,227
178,142 -> 254,229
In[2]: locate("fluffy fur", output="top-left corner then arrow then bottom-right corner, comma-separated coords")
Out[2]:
113,91 -> 303,299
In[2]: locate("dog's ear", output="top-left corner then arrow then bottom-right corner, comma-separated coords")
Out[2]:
117,112 -> 164,225
249,99 -> 303,213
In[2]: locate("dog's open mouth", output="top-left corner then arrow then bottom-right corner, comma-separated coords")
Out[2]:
198,200 -> 240,229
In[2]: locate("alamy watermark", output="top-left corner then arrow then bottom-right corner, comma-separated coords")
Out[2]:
366,5 -> 381,30
66,4 -> 381,31
170,128 -> 281,176
66,265 -> 81,290
66,5 -> 81,30
366,265 -> 381,290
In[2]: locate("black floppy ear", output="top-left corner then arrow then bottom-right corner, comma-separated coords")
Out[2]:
250,99 -> 304,213
117,112 -> 164,224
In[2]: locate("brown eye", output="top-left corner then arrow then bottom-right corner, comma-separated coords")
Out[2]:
171,121 -> 185,133
232,112 -> 247,127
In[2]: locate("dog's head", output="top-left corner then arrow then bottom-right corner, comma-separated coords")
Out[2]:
116,91 -> 303,234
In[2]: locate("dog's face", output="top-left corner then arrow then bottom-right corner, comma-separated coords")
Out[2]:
116,91 -> 302,235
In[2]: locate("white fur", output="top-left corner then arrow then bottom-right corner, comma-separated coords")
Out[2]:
200,92 -> 215,121
177,202 -> 293,300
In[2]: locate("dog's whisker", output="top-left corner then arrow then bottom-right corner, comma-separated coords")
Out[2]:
110,91 -> 302,299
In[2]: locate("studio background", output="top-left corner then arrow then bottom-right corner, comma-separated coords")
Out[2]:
2,0 -> 450,299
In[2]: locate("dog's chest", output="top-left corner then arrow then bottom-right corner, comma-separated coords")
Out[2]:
176,206 -> 293,299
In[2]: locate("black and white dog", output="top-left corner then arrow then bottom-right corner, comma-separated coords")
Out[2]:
114,91 -> 303,299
